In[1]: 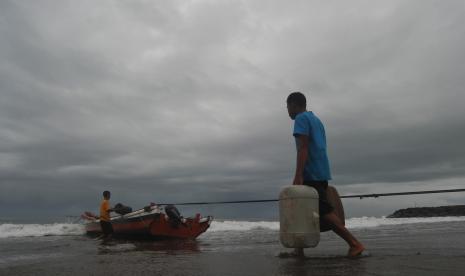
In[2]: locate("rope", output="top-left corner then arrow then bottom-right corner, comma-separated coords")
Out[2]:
157,188 -> 465,206
76,188 -> 465,220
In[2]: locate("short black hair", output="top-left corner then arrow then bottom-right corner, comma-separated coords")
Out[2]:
103,191 -> 111,198
287,92 -> 306,108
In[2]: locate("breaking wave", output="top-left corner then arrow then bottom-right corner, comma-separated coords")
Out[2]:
346,216 -> 465,229
209,216 -> 465,232
0,223 -> 85,238
2,216 -> 465,238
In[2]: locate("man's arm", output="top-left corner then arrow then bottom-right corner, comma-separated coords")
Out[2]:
293,134 -> 309,185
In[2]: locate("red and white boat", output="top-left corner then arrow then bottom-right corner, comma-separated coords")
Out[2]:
82,204 -> 212,239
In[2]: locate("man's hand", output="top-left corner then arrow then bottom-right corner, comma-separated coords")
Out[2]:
293,175 -> 303,185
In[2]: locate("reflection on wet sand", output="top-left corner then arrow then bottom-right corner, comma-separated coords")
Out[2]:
277,254 -> 368,276
97,239 -> 201,255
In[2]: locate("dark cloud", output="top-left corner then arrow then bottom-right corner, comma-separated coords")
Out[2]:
1,0 -> 464,221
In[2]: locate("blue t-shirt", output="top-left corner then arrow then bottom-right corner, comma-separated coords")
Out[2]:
293,111 -> 332,181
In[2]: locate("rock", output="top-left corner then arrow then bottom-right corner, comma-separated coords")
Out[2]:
387,205 -> 465,218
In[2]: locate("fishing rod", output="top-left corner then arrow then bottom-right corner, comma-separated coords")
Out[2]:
340,188 -> 465,199
158,188 -> 465,206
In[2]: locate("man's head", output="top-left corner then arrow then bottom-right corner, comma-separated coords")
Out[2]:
286,92 -> 307,120
103,190 -> 111,199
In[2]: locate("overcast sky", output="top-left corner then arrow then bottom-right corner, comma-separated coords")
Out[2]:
1,0 -> 465,222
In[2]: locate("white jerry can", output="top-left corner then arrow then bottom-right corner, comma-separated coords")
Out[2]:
279,185 -> 320,248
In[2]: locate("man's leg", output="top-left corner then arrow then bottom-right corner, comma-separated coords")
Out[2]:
100,221 -> 112,240
323,211 -> 365,257
106,223 -> 114,240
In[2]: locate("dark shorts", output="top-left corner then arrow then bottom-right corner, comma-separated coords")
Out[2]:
303,180 -> 334,217
100,220 -> 114,236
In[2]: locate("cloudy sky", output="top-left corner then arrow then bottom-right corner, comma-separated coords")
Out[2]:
1,0 -> 464,222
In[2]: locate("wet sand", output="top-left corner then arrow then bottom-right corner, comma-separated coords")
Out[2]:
1,220 -> 465,275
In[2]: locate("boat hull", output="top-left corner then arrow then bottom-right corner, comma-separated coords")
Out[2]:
85,212 -> 212,239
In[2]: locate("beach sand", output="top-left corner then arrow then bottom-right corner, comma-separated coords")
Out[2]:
1,219 -> 465,275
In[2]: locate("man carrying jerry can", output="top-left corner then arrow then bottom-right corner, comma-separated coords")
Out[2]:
286,92 -> 365,257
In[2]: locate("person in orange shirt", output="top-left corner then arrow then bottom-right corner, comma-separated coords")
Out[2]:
99,190 -> 114,239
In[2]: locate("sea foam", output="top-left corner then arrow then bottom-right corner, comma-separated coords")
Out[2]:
0,223 -> 85,238
346,216 -> 465,229
209,216 -> 465,232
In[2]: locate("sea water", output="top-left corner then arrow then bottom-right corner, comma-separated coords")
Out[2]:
1,216 -> 465,275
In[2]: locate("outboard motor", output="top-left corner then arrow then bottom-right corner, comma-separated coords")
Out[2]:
165,205 -> 184,228
114,203 -> 133,215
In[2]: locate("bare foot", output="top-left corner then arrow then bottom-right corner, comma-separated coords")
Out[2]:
347,243 -> 365,258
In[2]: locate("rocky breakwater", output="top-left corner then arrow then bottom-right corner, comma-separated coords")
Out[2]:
387,205 -> 465,218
